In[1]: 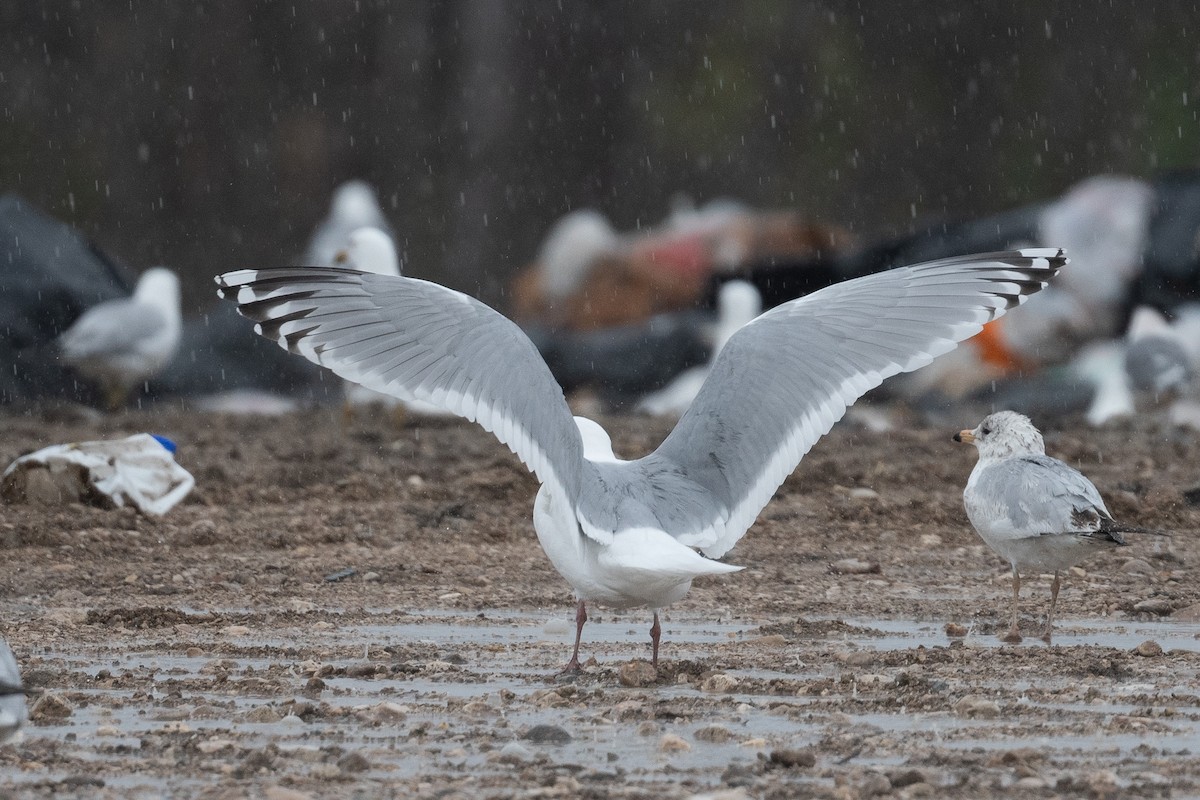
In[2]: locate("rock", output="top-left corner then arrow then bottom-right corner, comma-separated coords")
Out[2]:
1133,597 -> 1173,615
30,693 -> 73,720
694,724 -> 735,743
221,625 -> 252,636
659,733 -> 691,752
618,660 -> 658,687
371,701 -> 408,722
829,558 -> 881,575
953,695 -> 1000,717
95,725 -> 120,737
944,622 -> 968,638
1133,640 -> 1163,657
700,673 -> 739,693
636,721 -> 660,736
858,771 -> 893,796
848,487 -> 879,500
362,571 -> 381,582
522,724 -> 572,745
1172,601 -> 1200,621
337,752 -> 370,773
768,748 -> 816,768
1014,777 -> 1047,789
497,740 -> 534,764
243,706 -> 282,724
889,769 -> 926,788
1121,558 -> 1155,575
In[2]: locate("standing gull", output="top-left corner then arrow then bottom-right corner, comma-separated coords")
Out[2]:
955,410 -> 1159,643
58,267 -> 182,410
217,249 -> 1064,671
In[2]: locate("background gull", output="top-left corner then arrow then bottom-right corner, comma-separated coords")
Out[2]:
58,267 -> 182,410
305,181 -> 393,268
217,248 -> 1064,672
955,410 -> 1161,643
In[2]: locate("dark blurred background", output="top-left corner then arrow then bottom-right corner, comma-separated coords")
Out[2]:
2,2 -> 1197,310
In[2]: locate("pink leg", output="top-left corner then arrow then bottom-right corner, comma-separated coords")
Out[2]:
559,600 -> 587,673
650,611 -> 662,669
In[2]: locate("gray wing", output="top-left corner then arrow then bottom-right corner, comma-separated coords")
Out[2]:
58,300 -> 167,361
587,249 -> 1065,559
215,267 -> 584,502
0,639 -> 26,741
969,454 -> 1114,538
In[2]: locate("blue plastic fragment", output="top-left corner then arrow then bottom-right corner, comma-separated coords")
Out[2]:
150,435 -> 178,453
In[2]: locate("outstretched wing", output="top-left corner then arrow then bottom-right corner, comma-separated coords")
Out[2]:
624,248 -> 1066,558
215,267 -> 584,502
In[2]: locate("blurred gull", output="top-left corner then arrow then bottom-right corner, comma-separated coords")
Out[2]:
638,280 -> 762,416
955,411 -> 1159,642
58,267 -> 182,410
537,209 -> 619,303
1124,306 -> 1193,398
306,180 -> 391,267
218,248 -> 1064,671
334,227 -> 452,419
0,638 -> 29,744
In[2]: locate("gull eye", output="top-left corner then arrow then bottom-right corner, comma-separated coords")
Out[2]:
980,425 -> 992,436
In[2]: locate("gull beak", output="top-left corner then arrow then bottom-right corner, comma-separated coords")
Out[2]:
953,429 -> 975,444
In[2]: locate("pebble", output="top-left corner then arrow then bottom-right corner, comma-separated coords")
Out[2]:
243,706 -> 282,724
953,695 -> 1000,717
857,771 -> 893,796
944,623 -> 968,638
497,740 -> 534,764
1133,597 -> 1173,615
1172,601 -> 1200,621
848,487 -> 879,500
337,752 -> 370,773
522,724 -> 572,744
221,625 -> 252,636
618,660 -> 658,688
95,725 -> 120,737
371,702 -> 408,721
693,724 -> 735,743
700,673 -> 739,693
658,733 -> 691,753
636,721 -> 660,736
1133,640 -> 1163,657
829,558 -> 881,575
278,714 -> 304,726
768,748 -> 816,768
362,572 -> 381,582
686,789 -> 752,800
30,693 -> 73,720
1121,558 -> 1155,575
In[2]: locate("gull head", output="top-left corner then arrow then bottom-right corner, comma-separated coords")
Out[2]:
133,267 -> 181,314
954,410 -> 1045,460
330,180 -> 383,221
573,416 -> 620,463
334,227 -> 400,277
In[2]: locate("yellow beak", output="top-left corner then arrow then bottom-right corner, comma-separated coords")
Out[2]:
953,429 -> 975,444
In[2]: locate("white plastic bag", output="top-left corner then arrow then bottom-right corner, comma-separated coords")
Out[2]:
1,433 -> 194,516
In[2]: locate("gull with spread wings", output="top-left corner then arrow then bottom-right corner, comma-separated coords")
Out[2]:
217,248 -> 1065,672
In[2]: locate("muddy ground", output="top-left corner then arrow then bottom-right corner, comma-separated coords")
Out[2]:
1,401 -> 1199,799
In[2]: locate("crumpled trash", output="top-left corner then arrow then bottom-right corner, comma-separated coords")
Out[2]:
1,433 -> 194,516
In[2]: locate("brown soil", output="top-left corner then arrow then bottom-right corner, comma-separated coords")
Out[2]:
1,404 -> 1198,799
